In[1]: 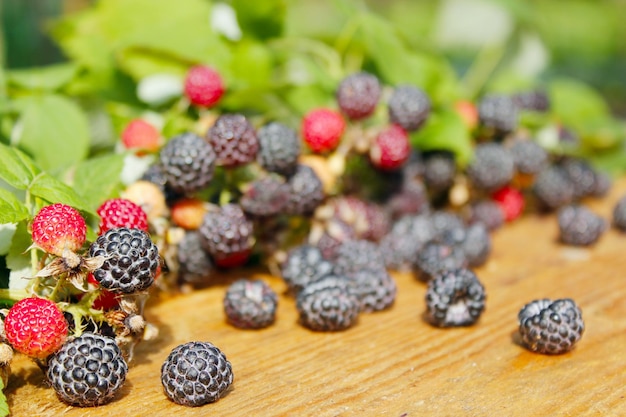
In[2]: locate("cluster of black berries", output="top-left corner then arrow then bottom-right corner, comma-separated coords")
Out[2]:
279,240 -> 396,331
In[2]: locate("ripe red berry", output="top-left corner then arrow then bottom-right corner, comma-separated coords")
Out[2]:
121,119 -> 160,154
369,124 -> 411,171
97,198 -> 149,235
184,65 -> 225,107
492,185 -> 525,221
302,108 -> 345,153
87,273 -> 119,311
31,203 -> 87,257
4,297 -> 68,359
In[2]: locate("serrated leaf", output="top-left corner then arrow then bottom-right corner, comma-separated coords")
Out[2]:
12,94 -> 90,172
73,153 -> 126,210
6,63 -> 79,91
410,109 -> 474,167
29,173 -> 95,216
0,143 -> 40,189
0,189 -> 29,223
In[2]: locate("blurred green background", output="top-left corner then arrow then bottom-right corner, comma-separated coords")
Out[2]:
3,0 -> 626,115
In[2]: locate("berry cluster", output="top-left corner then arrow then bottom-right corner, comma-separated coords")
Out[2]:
0,199 -> 161,407
6,59 -> 624,411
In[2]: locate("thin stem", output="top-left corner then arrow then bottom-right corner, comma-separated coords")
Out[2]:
461,43 -> 507,100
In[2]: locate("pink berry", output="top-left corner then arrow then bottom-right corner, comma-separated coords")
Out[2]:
184,65 -> 225,107
31,204 -> 87,257
369,125 -> 411,171
492,185 -> 525,221
4,297 -> 68,359
121,119 -> 160,154
302,108 -> 345,153
97,198 -> 149,235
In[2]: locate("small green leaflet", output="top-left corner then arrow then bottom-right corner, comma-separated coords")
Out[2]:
0,376 -> 8,417
0,143 -> 40,190
0,143 -> 94,215
29,173 -> 95,216
11,94 -> 90,173
6,63 -> 79,91
0,189 -> 29,223
73,153 -> 126,210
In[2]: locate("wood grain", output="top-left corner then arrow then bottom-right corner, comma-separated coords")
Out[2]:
6,178 -> 626,417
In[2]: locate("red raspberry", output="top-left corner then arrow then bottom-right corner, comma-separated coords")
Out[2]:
121,119 -> 160,154
302,108 -> 345,153
184,65 -> 225,107
369,125 -> 411,171
4,297 -> 68,359
97,198 -> 149,235
492,185 -> 525,221
31,203 -> 86,257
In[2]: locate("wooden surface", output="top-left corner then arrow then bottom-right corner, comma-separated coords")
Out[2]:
7,178 -> 626,417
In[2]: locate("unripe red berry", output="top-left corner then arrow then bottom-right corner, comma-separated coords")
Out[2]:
184,65 -> 225,107
121,119 -> 161,154
369,125 -> 411,171
302,108 -> 345,153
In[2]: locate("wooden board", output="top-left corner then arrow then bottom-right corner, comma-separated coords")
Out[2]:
6,178 -> 626,417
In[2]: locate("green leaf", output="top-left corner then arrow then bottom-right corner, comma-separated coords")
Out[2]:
0,143 -> 40,189
410,109 -> 474,167
117,48 -> 188,81
232,0 -> 286,40
0,377 -> 9,417
0,189 -> 29,223
99,0 -> 230,74
28,173 -> 95,216
548,78 -> 610,132
356,11 -> 457,104
229,40 -> 274,90
73,153 -> 126,210
12,94 -> 90,172
7,63 -> 79,91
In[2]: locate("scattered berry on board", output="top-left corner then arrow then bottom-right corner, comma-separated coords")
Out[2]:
161,341 -> 233,407
517,298 -> 585,355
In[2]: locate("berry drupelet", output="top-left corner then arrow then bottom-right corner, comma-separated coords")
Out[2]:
161,341 -> 233,406
280,244 -> 335,296
518,298 -> 584,355
223,279 -> 278,329
257,121 -> 301,176
159,132 -> 217,194
336,72 -> 381,120
198,204 -> 254,268
296,275 -> 360,332
206,113 -> 259,168
284,164 -> 325,216
89,227 -> 160,293
557,205 -> 606,246
424,268 -> 486,327
477,93 -> 519,136
467,143 -> 515,192
46,332 -> 128,407
414,241 -> 467,282
613,195 -> 626,232
387,84 -> 431,132
532,165 -> 575,211
177,231 -> 214,286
